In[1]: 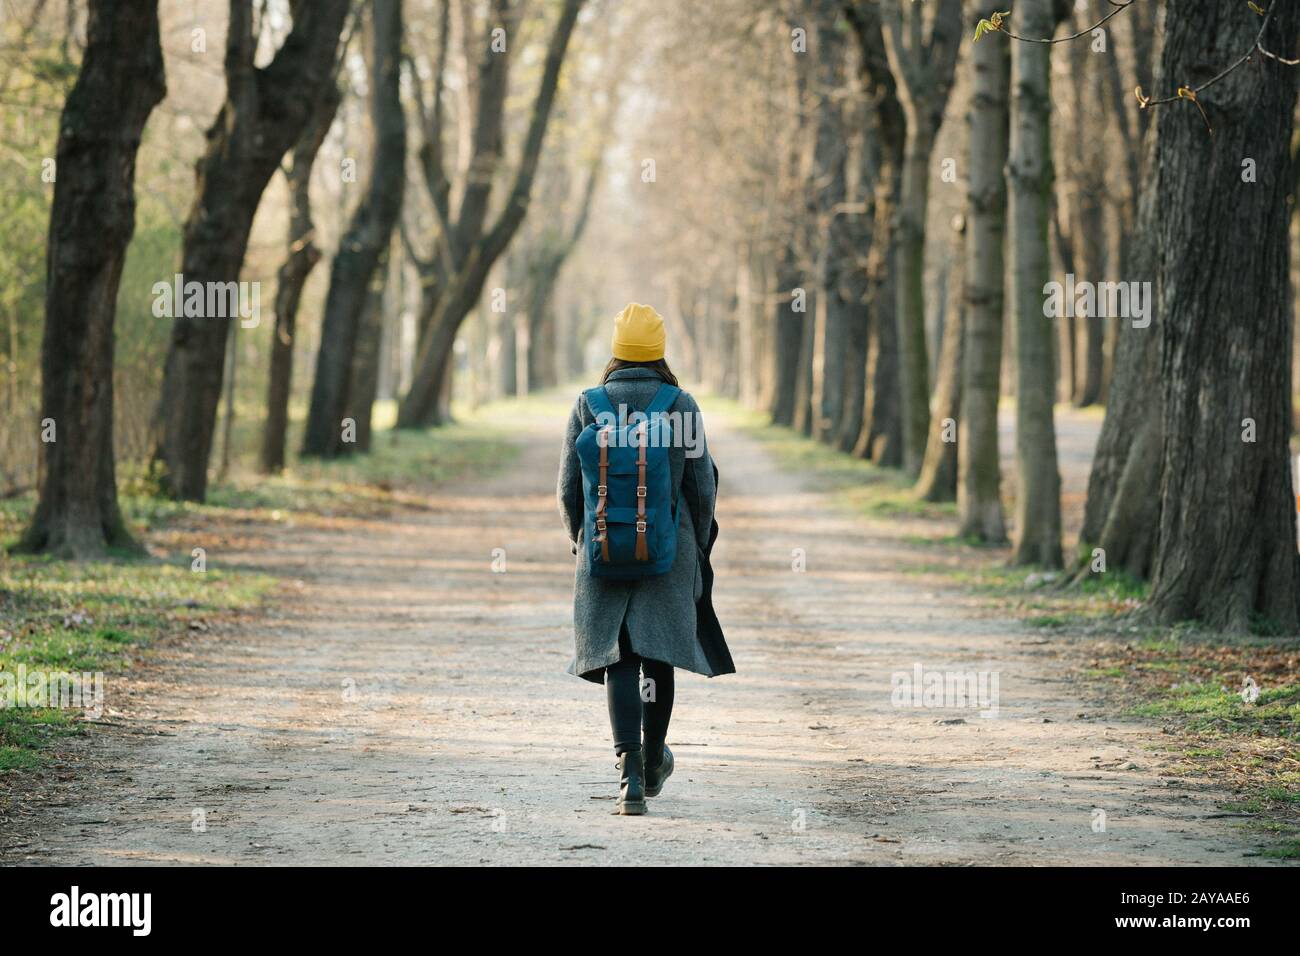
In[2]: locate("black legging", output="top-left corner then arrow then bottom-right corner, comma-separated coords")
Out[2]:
605,629 -> 674,764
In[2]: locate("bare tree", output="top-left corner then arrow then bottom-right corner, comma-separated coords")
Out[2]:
844,0 -> 904,467
1060,4 -> 1105,408
807,0 -> 850,443
343,245 -> 391,452
879,0 -> 963,475
956,1 -> 1008,542
1075,126 -> 1160,579
18,0 -> 166,558
914,218 -> 965,501
261,82 -> 341,474
833,89 -> 879,453
303,0 -> 407,458
1146,0 -> 1300,630
397,0 -> 585,428
769,17 -> 814,429
1007,0 -> 1065,567
149,0 -> 350,500
510,101 -> 611,393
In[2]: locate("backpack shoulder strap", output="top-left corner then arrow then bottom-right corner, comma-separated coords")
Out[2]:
645,384 -> 681,416
584,386 -> 615,419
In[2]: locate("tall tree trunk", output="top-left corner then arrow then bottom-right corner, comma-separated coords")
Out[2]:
525,278 -> 558,390
879,0 -> 963,475
261,82 -> 340,475
397,0 -> 584,428
1292,110 -> 1300,431
1076,124 -> 1161,580
791,288 -> 817,436
303,0 -> 407,458
1147,0 -> 1300,631
810,0 -> 849,442
1065,16 -> 1107,408
957,7 -> 1008,543
845,0 -> 904,467
854,177 -> 902,467
435,348 -> 455,423
150,0 -> 349,500
1097,0 -> 1157,405
893,122 -> 935,472
914,223 -> 965,502
217,325 -> 238,482
498,308 -> 518,397
345,249 -> 389,453
835,119 -> 875,452
1050,201 -> 1075,403
521,155 -> 601,392
1007,0 -> 1063,568
19,0 -> 165,558
835,274 -> 870,450
768,248 -> 804,427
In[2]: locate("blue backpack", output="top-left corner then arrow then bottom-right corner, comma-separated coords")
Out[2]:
575,383 -> 681,579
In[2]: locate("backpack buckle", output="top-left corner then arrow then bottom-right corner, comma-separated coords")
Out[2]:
597,484 -> 608,497
596,518 -> 607,532
636,520 -> 647,533
635,486 -> 647,497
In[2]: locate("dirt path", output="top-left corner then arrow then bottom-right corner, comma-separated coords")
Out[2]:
1,398 -> 1270,865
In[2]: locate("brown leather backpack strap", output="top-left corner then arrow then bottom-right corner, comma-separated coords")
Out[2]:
595,427 -> 610,562
634,422 -> 649,561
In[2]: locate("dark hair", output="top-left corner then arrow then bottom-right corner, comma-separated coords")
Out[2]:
600,357 -> 679,387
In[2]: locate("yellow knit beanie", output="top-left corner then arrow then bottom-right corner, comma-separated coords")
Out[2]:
611,302 -> 666,361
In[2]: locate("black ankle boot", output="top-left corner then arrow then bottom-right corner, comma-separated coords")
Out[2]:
644,743 -> 674,797
617,751 -> 647,815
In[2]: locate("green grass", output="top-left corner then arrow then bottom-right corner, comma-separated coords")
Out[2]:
1129,679 -> 1300,735
1,556 -> 272,669
717,400 -> 957,520
1260,841 -> 1300,859
1182,747 -> 1226,758
0,709 -> 80,770
112,401 -> 521,524
1,399 -> 529,772
0,552 -> 276,769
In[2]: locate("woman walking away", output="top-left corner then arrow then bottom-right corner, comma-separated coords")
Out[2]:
557,303 -> 733,815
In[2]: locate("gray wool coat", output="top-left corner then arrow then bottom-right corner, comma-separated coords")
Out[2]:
557,367 -> 733,683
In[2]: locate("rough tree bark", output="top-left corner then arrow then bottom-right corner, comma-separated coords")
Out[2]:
1007,0 -> 1064,568
19,0 -> 166,558
957,4 -> 1008,542
844,0 -> 903,467
879,0 -> 963,475
1064,11 -> 1106,408
303,0 -> 407,458
791,286 -> 817,436
914,219 -> 965,502
1147,0 -> 1300,631
344,246 -> 390,453
768,245 -> 805,427
834,104 -> 878,453
809,0 -> 850,443
1075,124 -> 1161,580
397,0 -> 585,428
150,0 -> 349,500
769,25 -> 814,430
260,82 -> 340,475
